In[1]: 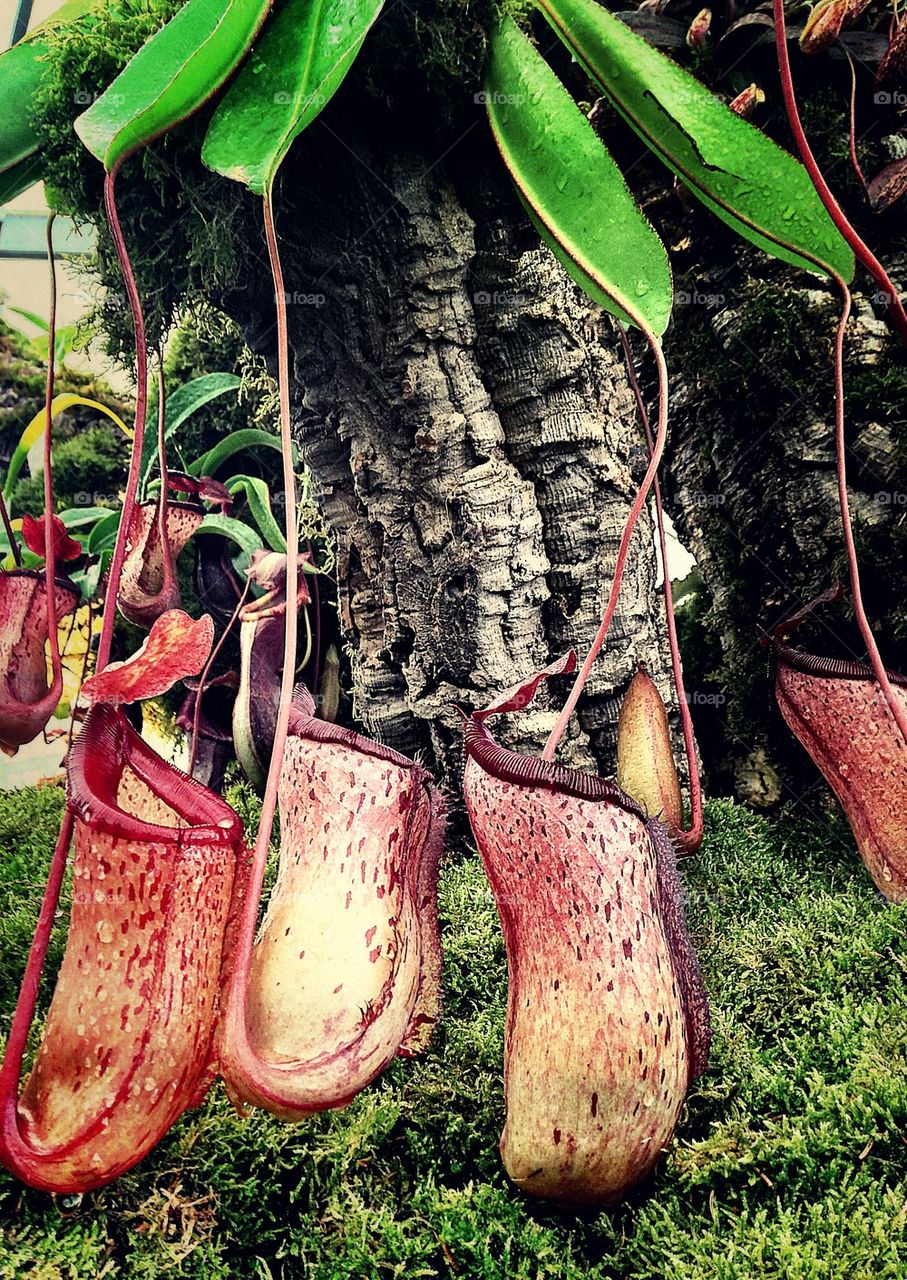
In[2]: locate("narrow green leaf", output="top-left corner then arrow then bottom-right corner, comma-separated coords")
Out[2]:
197,512 -> 263,560
4,394 -> 131,506
139,371 -> 241,493
0,0 -> 96,198
6,307 -> 49,333
227,475 -> 286,552
535,0 -> 854,281
74,0 -> 272,171
203,0 -> 384,194
188,427 -> 288,476
57,506 -> 112,528
485,19 -> 672,335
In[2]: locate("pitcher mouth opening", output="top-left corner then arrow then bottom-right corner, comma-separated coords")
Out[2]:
67,704 -> 243,847
462,714 -> 644,816
770,637 -> 907,687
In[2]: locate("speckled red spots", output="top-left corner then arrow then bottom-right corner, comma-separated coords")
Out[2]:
81,610 -> 213,706
0,706 -> 244,1193
462,659 -> 710,1206
0,570 -> 79,755
117,500 -> 202,629
773,639 -> 907,900
217,685 -> 445,1118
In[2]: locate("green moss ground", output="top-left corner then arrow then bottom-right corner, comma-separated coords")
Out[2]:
0,787 -> 905,1278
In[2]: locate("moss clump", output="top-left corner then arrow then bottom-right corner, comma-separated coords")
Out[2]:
28,0 -> 530,363
1,789 -> 905,1278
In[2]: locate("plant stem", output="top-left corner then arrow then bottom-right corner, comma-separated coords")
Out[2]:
307,537 -> 321,691
828,274 -> 907,742
42,213 -> 62,717
845,51 -> 870,204
773,0 -> 907,345
617,323 -> 703,851
67,598 -> 93,752
252,186 -> 298,854
0,492 -> 21,566
542,327 -> 669,761
0,811 -> 75,1155
96,166 -> 148,672
154,354 -> 176,618
222,188 -> 299,1060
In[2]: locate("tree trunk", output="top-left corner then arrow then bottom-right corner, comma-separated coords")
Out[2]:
227,130 -> 674,787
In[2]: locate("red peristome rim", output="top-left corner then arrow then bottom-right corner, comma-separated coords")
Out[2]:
3,567 -> 81,601
772,639 -> 907,686
287,683 -> 427,774
67,705 -> 243,846
462,716 -> 644,817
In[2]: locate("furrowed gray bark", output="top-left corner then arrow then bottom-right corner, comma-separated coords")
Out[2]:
228,136 -> 674,786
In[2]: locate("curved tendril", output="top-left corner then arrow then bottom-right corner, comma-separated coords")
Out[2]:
542,323 -> 669,761
617,323 -> 703,850
67,598 -> 94,753
0,812 -> 75,1150
307,538 -> 321,690
773,0 -> 907,345
844,51 -> 870,203
97,166 -> 149,673
828,273 -> 907,743
43,213 -> 62,710
154,355 -> 176,615
222,185 -> 299,1066
187,576 -> 251,777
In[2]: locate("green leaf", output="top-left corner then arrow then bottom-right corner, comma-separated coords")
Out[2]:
139,372 -> 242,493
485,19 -> 672,335
7,307 -> 49,333
69,563 -> 101,598
85,510 -> 120,555
0,154 -> 44,206
74,0 -> 272,171
0,0 -> 96,198
187,427 -> 288,477
534,0 -> 854,281
202,0 -> 384,194
227,475 -> 286,552
3,394 -> 131,507
197,512 -> 263,561
56,506 -> 112,529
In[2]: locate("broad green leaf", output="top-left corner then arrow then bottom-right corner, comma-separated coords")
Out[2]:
74,0 -> 272,171
57,506 -> 112,528
86,510 -> 120,554
535,0 -> 854,281
0,0 -> 96,199
188,427 -> 288,476
139,371 -> 242,493
485,20 -> 672,335
227,475 -> 286,552
4,394 -> 131,506
197,512 -> 263,560
203,0 -> 384,194
0,154 -> 44,206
